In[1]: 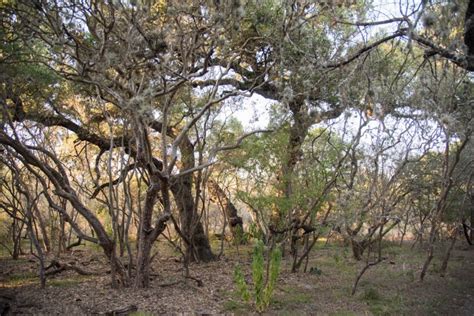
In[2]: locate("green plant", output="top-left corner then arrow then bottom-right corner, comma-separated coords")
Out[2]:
234,265 -> 251,302
309,266 -> 322,275
362,287 -> 381,301
233,226 -> 249,245
263,243 -> 282,309
129,311 -> 154,316
252,240 -> 265,309
223,299 -> 246,312
248,222 -> 264,241
233,240 -> 282,313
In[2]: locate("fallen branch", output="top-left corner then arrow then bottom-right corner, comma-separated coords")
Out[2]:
66,237 -> 83,250
185,275 -> 204,287
157,280 -> 183,287
102,305 -> 138,316
86,301 -> 139,315
45,260 -> 100,276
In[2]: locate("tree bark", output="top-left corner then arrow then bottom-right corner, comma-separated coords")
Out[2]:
470,190 -> 474,243
27,217 -> 46,289
207,179 -> 244,242
11,215 -> 23,260
57,213 -> 66,256
33,205 -> 51,253
440,229 -> 457,277
172,136 -> 214,262
134,178 -> 160,288
171,178 -> 215,262
420,225 -> 436,281
350,239 -> 366,261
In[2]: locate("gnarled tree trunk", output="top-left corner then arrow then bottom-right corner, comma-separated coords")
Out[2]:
172,177 -> 215,262
172,137 -> 214,262
207,179 -> 244,242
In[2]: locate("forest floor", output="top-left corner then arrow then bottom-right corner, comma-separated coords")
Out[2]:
1,239 -> 474,315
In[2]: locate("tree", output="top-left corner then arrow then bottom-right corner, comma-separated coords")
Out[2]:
0,0 -> 278,288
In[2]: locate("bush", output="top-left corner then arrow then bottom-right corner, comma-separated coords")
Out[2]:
233,240 -> 282,312
362,287 -> 381,301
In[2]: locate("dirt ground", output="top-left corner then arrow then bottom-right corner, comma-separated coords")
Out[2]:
1,240 -> 473,315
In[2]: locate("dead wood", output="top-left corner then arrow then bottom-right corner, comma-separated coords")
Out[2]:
105,305 -> 138,316
92,304 -> 138,316
45,260 -> 100,276
157,280 -> 183,287
185,275 -> 204,287
66,238 -> 82,250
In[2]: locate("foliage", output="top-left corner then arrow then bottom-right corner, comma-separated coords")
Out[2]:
233,240 -> 282,313
247,222 -> 264,241
233,265 -> 250,302
309,266 -> 322,275
233,127 -> 347,232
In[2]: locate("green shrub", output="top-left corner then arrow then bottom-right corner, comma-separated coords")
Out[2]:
248,222 -> 264,241
263,243 -> 282,309
223,299 -> 246,311
362,287 -> 381,301
234,265 -> 250,302
233,240 -> 282,313
309,266 -> 322,275
129,311 -> 153,316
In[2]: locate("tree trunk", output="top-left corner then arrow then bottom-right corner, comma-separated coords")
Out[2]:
33,205 -> 51,253
276,100 -> 311,264
11,216 -> 23,260
27,217 -> 46,289
420,244 -> 434,281
420,225 -> 436,281
172,178 -> 215,262
135,177 -> 160,288
57,214 -> 66,256
399,211 -> 410,246
172,136 -> 214,262
135,234 -> 154,288
350,239 -> 365,261
207,180 -> 244,242
440,229 -> 457,277
470,193 -> 474,243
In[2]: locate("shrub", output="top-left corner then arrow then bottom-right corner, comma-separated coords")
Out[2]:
233,240 -> 282,312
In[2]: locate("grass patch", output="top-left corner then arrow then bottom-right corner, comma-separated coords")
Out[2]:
384,246 -> 403,257
362,287 -> 382,301
330,311 -> 358,316
282,291 -> 313,304
129,311 -> 154,316
3,272 -> 37,287
223,299 -> 248,312
48,276 -> 91,287
360,287 -> 406,315
4,272 -> 92,288
274,286 -> 313,309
